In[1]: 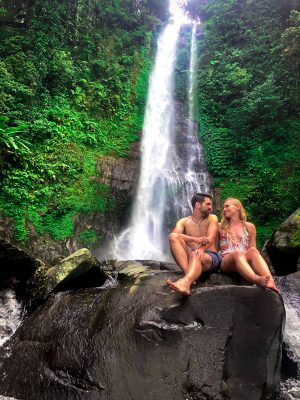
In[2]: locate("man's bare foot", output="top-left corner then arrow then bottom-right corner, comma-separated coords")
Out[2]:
254,275 -> 270,288
265,278 -> 280,293
166,278 -> 191,296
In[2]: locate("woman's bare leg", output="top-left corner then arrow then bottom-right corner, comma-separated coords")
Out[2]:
245,247 -> 279,292
221,252 -> 270,288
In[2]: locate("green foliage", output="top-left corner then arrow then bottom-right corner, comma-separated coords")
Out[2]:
189,0 -> 300,245
0,117 -> 31,162
37,211 -> 76,241
290,211 -> 300,248
134,37 -> 153,128
79,229 -> 99,248
0,0 -> 164,243
174,27 -> 191,104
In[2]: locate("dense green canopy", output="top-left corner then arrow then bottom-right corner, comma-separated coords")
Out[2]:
0,0 -> 166,242
186,0 -> 300,244
0,0 -> 299,247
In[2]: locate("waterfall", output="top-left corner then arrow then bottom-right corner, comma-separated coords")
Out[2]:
113,1 -> 184,260
112,0 -> 210,260
113,2 -> 212,261
277,276 -> 300,400
171,23 -> 211,220
188,25 -> 197,134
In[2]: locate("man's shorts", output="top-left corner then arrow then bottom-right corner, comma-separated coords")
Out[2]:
204,250 -> 222,273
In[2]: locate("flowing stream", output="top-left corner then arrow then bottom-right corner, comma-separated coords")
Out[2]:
113,1 -> 211,261
277,276 -> 300,400
0,289 -> 22,347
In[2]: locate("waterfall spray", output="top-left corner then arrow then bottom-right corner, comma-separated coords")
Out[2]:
113,2 -> 184,260
113,3 -> 212,261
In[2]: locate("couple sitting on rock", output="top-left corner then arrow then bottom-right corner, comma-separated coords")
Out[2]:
167,193 -> 279,295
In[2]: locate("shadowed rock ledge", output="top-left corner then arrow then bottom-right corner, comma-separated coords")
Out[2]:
0,259 -> 284,400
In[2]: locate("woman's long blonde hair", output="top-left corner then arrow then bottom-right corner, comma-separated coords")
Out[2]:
221,198 -> 247,232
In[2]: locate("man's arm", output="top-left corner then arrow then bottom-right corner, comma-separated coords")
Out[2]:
172,218 -> 209,245
172,218 -> 185,234
200,214 -> 219,251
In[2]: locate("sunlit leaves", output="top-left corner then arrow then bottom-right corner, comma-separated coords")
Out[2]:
0,117 -> 31,162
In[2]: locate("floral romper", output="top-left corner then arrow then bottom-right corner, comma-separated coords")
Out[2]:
219,227 -> 250,259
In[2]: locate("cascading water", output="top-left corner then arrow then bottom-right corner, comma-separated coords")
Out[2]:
170,24 -> 211,220
113,3 -> 212,260
0,289 -> 22,346
113,1 -> 185,260
277,276 -> 300,400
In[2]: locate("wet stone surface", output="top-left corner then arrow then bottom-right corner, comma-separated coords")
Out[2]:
0,270 -> 284,400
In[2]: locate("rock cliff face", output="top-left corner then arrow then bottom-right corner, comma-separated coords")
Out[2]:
0,259 -> 284,400
0,144 -> 141,264
96,141 -> 140,194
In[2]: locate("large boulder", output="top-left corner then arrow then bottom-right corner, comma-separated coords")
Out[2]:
0,266 -> 284,400
26,248 -> 107,312
266,209 -> 300,275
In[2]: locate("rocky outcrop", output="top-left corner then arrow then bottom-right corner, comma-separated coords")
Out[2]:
266,209 -> 300,275
0,145 -> 141,265
96,153 -> 140,194
95,143 -> 141,229
0,239 -> 41,295
26,248 -> 107,312
0,262 -> 284,400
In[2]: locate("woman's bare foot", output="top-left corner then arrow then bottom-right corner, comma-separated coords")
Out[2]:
166,278 -> 191,296
254,275 -> 270,288
265,278 -> 280,293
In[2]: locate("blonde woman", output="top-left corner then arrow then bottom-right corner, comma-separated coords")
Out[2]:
219,198 -> 279,292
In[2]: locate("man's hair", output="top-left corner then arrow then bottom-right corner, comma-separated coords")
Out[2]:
191,193 -> 212,209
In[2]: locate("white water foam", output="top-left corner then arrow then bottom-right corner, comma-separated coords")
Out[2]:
0,289 -> 22,347
277,277 -> 300,399
113,4 -> 211,261
171,23 -> 211,221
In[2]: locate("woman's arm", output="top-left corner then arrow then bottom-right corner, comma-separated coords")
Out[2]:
247,222 -> 257,248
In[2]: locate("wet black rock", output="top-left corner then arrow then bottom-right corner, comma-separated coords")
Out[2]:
0,268 -> 284,400
266,209 -> 300,276
26,248 -> 108,313
0,239 -> 40,295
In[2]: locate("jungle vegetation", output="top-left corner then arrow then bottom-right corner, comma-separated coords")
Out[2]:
0,0 -> 167,243
186,0 -> 300,244
0,0 -> 299,247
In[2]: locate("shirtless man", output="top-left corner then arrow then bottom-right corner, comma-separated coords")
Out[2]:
166,193 -> 220,295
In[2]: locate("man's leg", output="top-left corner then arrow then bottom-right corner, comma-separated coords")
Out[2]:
167,252 -> 212,295
169,232 -> 191,274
